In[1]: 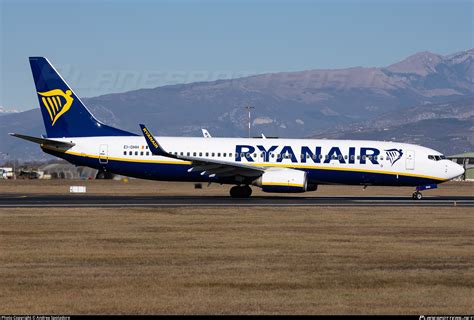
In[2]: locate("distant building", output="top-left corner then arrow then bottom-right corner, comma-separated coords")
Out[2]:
38,163 -> 98,180
447,152 -> 474,181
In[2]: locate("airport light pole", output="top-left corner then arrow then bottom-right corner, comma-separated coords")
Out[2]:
245,106 -> 255,138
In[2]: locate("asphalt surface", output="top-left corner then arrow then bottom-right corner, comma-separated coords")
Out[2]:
0,194 -> 473,207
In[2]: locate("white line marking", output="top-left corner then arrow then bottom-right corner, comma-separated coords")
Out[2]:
0,202 -> 472,208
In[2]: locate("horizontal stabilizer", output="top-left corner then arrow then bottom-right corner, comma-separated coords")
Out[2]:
9,133 -> 75,148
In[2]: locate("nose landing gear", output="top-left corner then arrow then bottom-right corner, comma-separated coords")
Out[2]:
412,184 -> 438,200
412,191 -> 423,200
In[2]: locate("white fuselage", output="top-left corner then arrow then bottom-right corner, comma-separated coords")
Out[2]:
43,136 -> 464,186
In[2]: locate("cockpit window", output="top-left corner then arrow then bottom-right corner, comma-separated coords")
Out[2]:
428,155 -> 446,161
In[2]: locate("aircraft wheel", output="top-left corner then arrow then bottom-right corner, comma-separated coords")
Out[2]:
230,185 -> 252,198
96,171 -> 106,179
230,186 -> 241,198
242,185 -> 252,198
412,191 -> 423,200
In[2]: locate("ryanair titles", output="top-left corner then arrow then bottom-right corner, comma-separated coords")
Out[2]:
235,145 -> 383,165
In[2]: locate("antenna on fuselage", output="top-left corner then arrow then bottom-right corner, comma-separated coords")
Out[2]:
245,105 -> 255,138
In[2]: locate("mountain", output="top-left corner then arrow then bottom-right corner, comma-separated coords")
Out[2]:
312,97 -> 474,155
1,49 -> 473,162
0,106 -> 20,117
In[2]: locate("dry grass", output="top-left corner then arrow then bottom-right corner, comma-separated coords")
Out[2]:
0,206 -> 473,314
0,179 -> 473,197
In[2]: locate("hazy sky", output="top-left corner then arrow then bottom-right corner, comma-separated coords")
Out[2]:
1,0 -> 472,111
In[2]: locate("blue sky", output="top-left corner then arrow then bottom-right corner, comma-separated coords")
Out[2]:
1,0 -> 472,111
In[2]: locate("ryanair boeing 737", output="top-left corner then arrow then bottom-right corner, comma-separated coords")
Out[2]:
11,57 -> 465,199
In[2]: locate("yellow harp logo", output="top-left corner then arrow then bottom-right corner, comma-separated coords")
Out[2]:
38,89 -> 74,126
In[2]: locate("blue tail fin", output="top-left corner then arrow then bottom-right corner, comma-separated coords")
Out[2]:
29,57 -> 136,138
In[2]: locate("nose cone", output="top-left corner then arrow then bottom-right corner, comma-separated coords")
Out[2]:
449,162 -> 465,180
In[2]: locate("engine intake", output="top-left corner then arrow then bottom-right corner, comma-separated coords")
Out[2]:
253,168 -> 307,193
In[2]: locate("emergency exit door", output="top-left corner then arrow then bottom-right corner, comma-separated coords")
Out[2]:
99,144 -> 108,164
405,150 -> 415,170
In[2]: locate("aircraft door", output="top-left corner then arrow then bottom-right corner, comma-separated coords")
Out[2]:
99,144 -> 108,164
405,150 -> 415,170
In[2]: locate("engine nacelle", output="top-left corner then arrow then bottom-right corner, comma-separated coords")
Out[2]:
253,168 -> 307,193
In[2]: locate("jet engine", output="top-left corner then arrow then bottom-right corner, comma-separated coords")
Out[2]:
253,168 -> 308,193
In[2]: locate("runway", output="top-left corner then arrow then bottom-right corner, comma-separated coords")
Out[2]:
1,194 -> 473,207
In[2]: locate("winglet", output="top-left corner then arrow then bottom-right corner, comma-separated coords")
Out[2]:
202,129 -> 212,138
139,124 -> 173,157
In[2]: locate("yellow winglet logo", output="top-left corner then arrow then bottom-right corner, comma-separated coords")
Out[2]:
38,89 -> 74,126
142,127 -> 159,148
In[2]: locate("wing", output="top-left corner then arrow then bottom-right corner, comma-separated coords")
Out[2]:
139,124 -> 263,178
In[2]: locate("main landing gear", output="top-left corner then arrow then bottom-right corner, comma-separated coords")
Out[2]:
230,185 -> 252,198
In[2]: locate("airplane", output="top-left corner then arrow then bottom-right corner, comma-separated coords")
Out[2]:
10,57 -> 465,199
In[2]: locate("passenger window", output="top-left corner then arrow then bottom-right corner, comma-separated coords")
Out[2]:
223,153 -> 226,157
205,152 -> 209,157
253,153 -> 257,158
140,151 -> 144,156
193,152 -> 197,156
129,151 -> 132,156
187,152 -> 190,156
180,152 -> 184,156
229,153 -> 232,157
123,151 -> 127,156
344,155 -> 348,159
199,152 -> 202,156
146,152 -> 149,156
212,152 -> 215,157
350,155 -> 354,160
135,151 -> 138,156
218,153 -> 221,157
271,153 -> 275,158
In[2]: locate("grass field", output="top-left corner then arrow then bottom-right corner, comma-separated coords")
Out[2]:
0,180 -> 473,314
